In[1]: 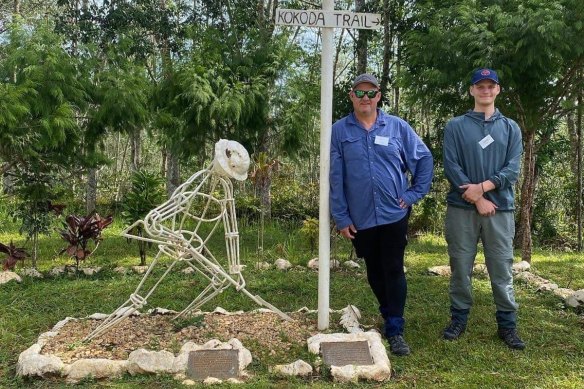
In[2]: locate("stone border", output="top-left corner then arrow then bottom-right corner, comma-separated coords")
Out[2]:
428,261 -> 584,309
16,305 -> 376,384
17,308 -> 255,384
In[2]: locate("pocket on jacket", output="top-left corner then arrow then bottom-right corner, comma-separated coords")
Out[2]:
341,137 -> 363,161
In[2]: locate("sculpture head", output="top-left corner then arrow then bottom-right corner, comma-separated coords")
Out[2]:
212,139 -> 250,181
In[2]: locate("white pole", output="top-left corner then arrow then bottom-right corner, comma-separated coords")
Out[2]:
318,0 -> 334,330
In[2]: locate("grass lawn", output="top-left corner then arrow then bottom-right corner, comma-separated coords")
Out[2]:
0,222 -> 583,388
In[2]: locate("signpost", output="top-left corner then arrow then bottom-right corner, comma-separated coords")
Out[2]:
275,5 -> 381,330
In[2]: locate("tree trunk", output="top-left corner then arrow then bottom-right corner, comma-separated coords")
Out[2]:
578,81 -> 583,251
256,172 -> 272,219
380,0 -> 391,97
355,0 -> 367,74
86,168 -> 97,213
516,130 -> 537,262
2,168 -> 14,195
161,145 -> 167,177
130,128 -> 141,172
166,153 -> 180,196
393,36 -> 401,114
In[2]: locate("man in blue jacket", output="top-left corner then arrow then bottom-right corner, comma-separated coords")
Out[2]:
330,73 -> 433,356
442,68 -> 525,350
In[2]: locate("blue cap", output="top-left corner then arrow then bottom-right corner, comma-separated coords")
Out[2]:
471,68 -> 499,84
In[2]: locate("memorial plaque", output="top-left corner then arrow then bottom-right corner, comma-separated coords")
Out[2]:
187,349 -> 239,380
321,341 -> 373,366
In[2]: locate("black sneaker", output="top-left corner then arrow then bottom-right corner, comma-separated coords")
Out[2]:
498,328 -> 525,350
388,334 -> 411,356
443,321 -> 466,340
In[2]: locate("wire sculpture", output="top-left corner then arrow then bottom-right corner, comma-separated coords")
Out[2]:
85,140 -> 291,341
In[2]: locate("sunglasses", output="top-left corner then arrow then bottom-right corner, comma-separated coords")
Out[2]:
353,89 -> 379,98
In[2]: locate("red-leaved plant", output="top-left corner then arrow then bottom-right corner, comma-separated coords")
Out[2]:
58,212 -> 113,270
0,241 -> 29,271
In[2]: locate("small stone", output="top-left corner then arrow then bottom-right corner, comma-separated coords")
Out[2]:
428,265 -> 451,276
565,289 -> 584,308
274,258 -> 291,270
0,271 -> 22,284
342,260 -> 361,269
255,261 -> 271,270
132,266 -> 149,274
19,268 -> 44,278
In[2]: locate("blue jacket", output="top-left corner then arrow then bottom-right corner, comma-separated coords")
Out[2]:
330,109 -> 434,230
443,109 -> 523,211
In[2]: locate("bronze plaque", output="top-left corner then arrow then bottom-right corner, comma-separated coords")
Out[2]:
321,341 -> 373,366
187,349 -> 239,380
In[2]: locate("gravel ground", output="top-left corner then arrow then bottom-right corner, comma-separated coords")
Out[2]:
40,311 -> 321,364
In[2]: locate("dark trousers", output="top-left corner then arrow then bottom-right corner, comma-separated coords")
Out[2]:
351,212 -> 410,335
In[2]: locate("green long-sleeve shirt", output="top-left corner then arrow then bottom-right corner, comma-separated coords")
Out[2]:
443,109 -> 523,211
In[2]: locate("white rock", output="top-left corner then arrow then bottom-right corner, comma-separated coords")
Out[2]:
255,261 -> 271,270
181,266 -> 195,274
428,265 -> 451,276
473,263 -> 488,275
203,377 -> 222,384
339,305 -> 363,333
342,260 -> 361,269
553,288 -> 575,300
132,265 -> 149,274
307,258 -> 343,269
113,266 -> 127,274
65,358 -> 128,383
127,349 -> 175,375
87,313 -> 109,320
537,282 -> 558,292
0,271 -> 22,284
49,266 -> 66,276
148,307 -> 177,315
565,289 -> 584,308
274,258 -> 291,270
113,306 -> 140,317
16,344 -> 64,377
51,317 -> 76,332
227,338 -> 252,370
82,267 -> 101,276
212,307 -> 230,315
19,268 -> 43,278
307,258 -> 319,269
272,359 -> 313,377
512,260 -> 531,273
37,331 -> 59,347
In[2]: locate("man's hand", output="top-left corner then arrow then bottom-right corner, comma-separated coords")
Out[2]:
399,198 -> 408,209
339,224 -> 357,239
475,197 -> 498,216
460,183 -> 483,204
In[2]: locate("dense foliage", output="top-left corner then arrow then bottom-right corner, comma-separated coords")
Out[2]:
0,0 -> 582,266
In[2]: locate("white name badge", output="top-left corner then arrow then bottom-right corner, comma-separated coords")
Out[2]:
374,136 -> 389,146
479,134 -> 494,149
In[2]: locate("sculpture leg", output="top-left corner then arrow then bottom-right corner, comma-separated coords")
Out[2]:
84,250 -> 180,341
